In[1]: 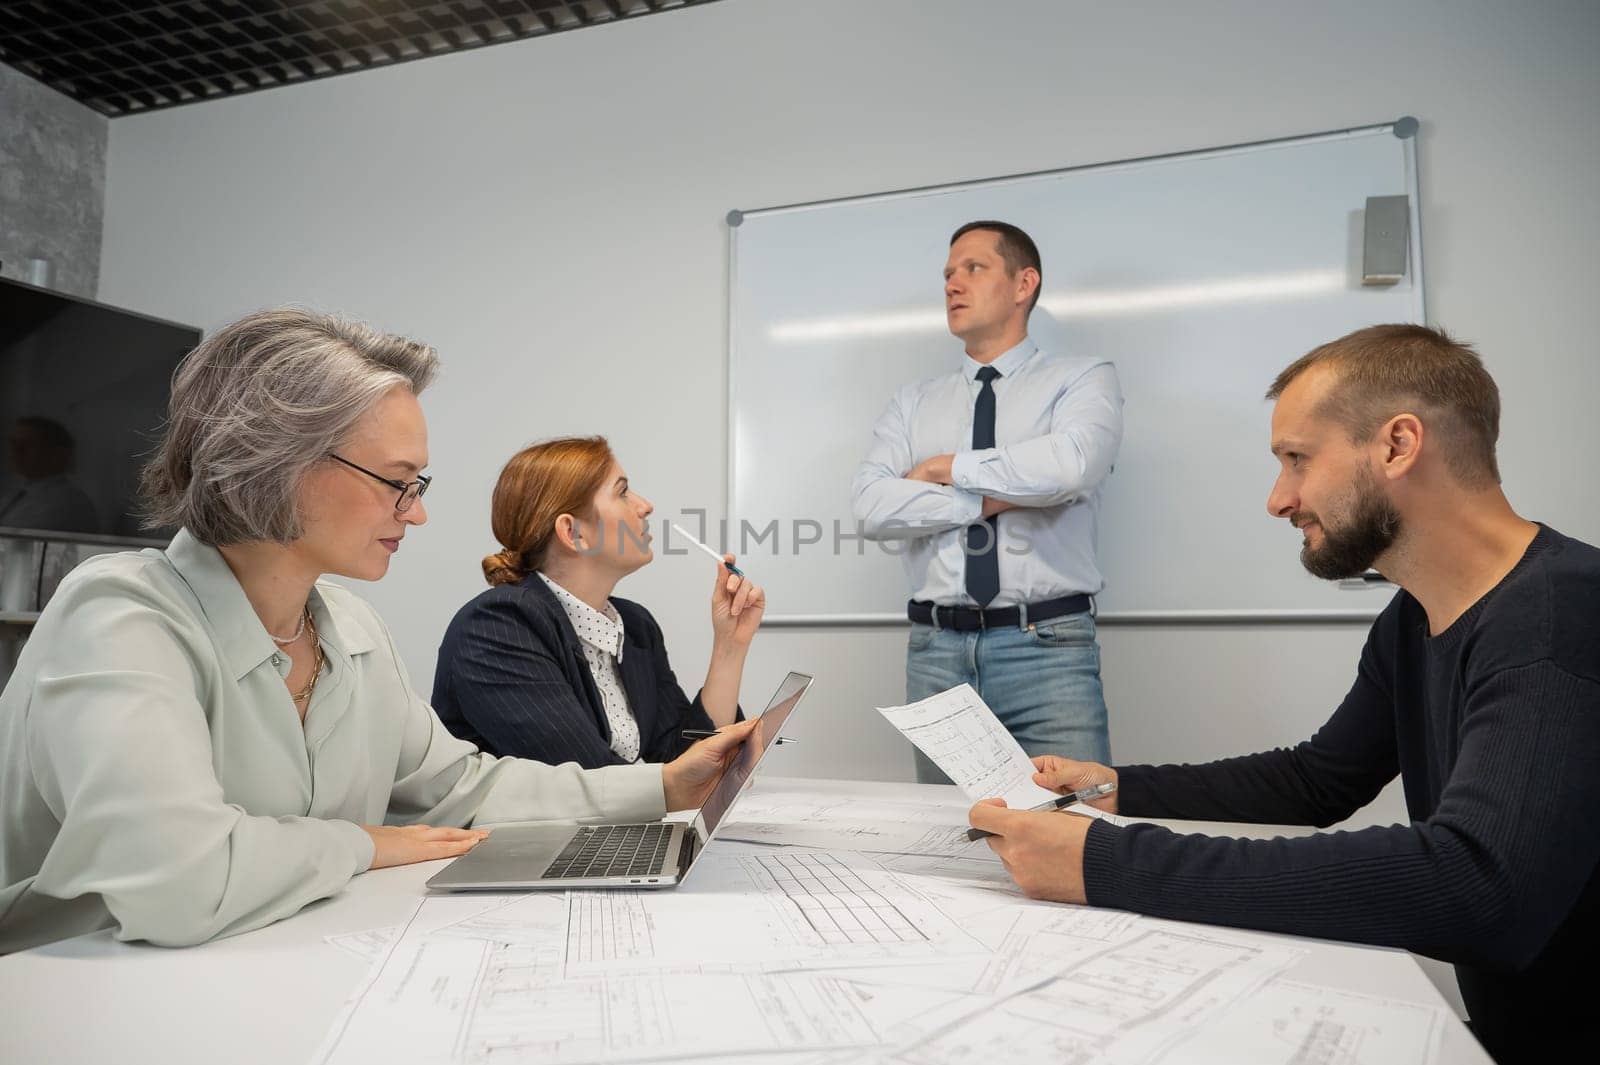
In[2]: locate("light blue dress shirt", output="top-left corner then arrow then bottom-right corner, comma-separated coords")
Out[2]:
851,337 -> 1124,609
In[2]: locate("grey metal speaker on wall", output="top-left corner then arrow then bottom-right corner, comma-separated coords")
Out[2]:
1362,195 -> 1410,286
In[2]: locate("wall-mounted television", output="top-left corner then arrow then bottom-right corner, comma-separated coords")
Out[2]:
0,277 -> 201,545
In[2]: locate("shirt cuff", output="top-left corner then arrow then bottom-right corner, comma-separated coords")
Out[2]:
1080,817 -> 1125,907
1110,764 -> 1162,818
949,483 -> 985,524
949,449 -> 995,493
336,818 -> 378,874
604,763 -> 670,821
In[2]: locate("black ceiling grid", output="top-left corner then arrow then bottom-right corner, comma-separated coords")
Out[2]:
0,0 -> 721,118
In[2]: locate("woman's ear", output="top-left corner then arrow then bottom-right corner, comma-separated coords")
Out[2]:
553,513 -> 584,553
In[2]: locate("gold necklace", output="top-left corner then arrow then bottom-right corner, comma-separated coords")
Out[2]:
289,609 -> 324,705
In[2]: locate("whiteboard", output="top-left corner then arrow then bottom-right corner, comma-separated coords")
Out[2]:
728,123 -> 1425,622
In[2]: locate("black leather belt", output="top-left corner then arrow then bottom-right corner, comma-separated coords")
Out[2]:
907,593 -> 1092,632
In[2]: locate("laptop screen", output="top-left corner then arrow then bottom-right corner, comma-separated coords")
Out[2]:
693,671 -> 813,842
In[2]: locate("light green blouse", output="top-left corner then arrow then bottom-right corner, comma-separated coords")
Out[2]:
0,530 -> 666,952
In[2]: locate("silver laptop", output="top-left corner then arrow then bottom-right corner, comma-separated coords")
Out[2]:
427,671 -> 813,892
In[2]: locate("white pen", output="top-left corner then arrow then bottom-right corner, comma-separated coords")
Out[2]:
666,521 -> 745,576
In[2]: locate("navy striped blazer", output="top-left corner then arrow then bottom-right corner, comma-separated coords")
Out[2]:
432,573 -> 723,768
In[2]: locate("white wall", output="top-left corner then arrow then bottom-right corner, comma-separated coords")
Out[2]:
97,0 -> 1599,809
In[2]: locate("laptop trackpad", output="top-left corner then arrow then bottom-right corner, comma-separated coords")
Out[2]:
426,823 -> 576,890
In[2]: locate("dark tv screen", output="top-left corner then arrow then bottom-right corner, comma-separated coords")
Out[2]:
0,278 -> 201,543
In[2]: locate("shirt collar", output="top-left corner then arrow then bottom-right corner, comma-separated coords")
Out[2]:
163,528 -> 377,681
307,582 -> 378,660
537,572 -> 626,660
962,336 -> 1037,382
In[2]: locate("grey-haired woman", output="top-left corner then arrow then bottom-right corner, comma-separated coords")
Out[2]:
0,308 -> 752,953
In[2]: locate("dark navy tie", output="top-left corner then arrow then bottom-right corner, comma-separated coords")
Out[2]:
964,366 -> 1001,606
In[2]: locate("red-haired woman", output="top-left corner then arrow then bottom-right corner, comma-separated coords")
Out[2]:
433,437 -> 765,768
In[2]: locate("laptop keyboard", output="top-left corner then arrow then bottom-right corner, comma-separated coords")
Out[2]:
541,823 -> 674,879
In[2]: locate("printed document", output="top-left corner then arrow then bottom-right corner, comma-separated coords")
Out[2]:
876,684 -> 1061,808
306,800 -> 1450,1065
720,787 -> 990,857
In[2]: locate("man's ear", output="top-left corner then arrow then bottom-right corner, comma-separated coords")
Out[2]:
1016,267 -> 1041,309
1378,412 -> 1424,480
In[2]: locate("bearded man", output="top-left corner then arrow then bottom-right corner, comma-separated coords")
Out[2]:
968,324 -> 1600,1065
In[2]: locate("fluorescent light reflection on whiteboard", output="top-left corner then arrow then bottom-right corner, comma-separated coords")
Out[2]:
768,307 -> 946,343
766,269 -> 1347,343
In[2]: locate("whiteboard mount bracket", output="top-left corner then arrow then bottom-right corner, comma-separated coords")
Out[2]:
1392,116 -> 1419,139
726,209 -> 745,227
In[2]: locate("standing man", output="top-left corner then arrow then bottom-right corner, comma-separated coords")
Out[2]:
970,325 -> 1600,1064
852,221 -> 1124,778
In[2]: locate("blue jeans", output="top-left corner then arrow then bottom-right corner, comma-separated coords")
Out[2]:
905,611 -> 1110,785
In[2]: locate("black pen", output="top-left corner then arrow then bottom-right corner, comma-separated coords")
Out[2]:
681,728 -> 795,745
966,781 -> 1117,841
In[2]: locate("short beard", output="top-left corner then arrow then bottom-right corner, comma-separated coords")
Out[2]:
1298,467 -> 1401,581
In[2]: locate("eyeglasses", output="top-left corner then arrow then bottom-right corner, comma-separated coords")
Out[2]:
329,454 -> 432,513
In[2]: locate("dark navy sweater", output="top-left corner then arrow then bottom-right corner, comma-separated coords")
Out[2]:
1082,525 -> 1600,1063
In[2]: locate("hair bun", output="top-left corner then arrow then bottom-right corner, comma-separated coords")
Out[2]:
481,548 -> 526,586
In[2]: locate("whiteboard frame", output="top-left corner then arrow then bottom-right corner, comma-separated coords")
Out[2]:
727,119 -> 1425,627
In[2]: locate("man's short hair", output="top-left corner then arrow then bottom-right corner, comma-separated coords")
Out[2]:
1266,324 -> 1501,487
950,220 -> 1043,314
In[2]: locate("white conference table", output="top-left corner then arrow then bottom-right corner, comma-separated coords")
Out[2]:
0,777 -> 1490,1065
